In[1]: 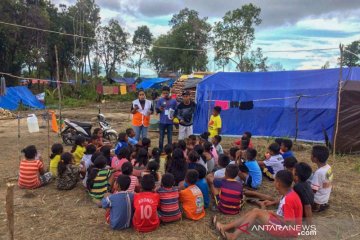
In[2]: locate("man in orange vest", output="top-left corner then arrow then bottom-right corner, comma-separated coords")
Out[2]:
131,89 -> 154,141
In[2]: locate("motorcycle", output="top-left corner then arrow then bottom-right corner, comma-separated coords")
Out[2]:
61,113 -> 118,145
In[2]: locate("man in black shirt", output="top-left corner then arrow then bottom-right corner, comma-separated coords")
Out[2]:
175,91 -> 196,140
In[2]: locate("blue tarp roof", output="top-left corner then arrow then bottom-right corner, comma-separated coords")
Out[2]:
111,78 -> 137,85
0,86 -> 45,110
194,67 -> 360,142
136,78 -> 174,90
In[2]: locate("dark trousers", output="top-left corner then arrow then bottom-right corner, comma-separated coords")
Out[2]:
159,123 -> 173,152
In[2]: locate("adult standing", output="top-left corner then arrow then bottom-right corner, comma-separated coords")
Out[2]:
131,90 -> 153,141
156,86 -> 177,152
175,91 -> 196,140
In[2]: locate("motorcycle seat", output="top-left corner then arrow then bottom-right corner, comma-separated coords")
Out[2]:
72,121 -> 92,128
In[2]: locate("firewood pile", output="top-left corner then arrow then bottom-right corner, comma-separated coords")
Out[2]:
0,108 -> 16,119
171,77 -> 196,101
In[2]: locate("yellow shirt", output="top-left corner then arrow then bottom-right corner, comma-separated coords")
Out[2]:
208,115 -> 222,138
73,145 -> 85,166
50,154 -> 61,177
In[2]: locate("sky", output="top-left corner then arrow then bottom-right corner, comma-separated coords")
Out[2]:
52,0 -> 360,74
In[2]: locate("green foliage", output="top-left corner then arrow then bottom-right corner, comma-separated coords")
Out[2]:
96,19 -> 129,81
213,4 -> 263,72
149,8 -> 211,74
343,41 -> 360,67
131,25 -> 153,77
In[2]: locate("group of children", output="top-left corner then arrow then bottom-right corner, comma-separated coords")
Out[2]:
18,124 -> 333,238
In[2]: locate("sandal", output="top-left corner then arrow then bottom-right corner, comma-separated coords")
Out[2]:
212,216 -> 227,238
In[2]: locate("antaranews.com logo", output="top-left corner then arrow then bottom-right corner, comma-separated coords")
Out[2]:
238,223 -> 317,236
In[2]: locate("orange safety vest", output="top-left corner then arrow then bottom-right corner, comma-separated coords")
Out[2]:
132,99 -> 152,127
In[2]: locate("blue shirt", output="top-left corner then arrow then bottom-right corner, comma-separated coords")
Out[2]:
282,151 -> 294,159
156,98 -> 177,124
114,141 -> 128,155
128,137 -> 138,145
101,191 -> 134,230
244,160 -> 262,189
184,178 -> 209,208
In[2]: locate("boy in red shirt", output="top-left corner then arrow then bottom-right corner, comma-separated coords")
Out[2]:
213,170 -> 303,240
132,175 -> 160,232
179,169 -> 205,220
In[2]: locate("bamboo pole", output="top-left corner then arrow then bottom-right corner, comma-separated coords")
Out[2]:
333,44 -> 344,156
6,183 -> 15,240
55,45 -> 62,134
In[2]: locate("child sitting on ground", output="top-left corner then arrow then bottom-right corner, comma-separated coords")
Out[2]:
283,156 -> 298,172
150,147 -> 166,174
203,141 -> 215,173
101,174 -> 134,230
258,143 -> 284,180
163,144 -> 173,172
187,150 -> 202,170
114,133 -> 129,156
18,145 -> 52,189
310,145 -> 333,212
141,161 -> 162,189
92,128 -> 104,149
87,155 -> 114,202
214,154 -> 230,178
293,162 -> 314,225
49,143 -> 64,177
71,135 -> 86,166
121,162 -> 140,193
111,147 -> 130,180
100,145 -> 112,166
179,169 -> 205,220
183,164 -> 210,209
234,131 -> 254,148
213,170 -> 303,239
239,148 -> 262,189
193,145 -> 208,172
157,173 -> 182,223
208,106 -> 222,138
57,152 -> 83,190
281,139 -> 294,159
133,175 -> 160,232
208,164 -> 243,215
131,148 -> 148,178
212,135 -> 224,156
126,128 -> 138,145
229,147 -> 239,165
187,135 -> 197,151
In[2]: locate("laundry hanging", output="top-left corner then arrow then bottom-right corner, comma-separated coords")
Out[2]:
214,100 -> 229,110
239,101 -> 254,110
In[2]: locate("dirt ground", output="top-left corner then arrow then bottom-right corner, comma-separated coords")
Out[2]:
1,101 -> 360,240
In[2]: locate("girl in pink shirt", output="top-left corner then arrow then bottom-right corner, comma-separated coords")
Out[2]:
111,147 -> 130,180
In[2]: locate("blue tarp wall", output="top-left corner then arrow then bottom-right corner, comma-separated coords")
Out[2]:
194,68 -> 360,142
0,86 -> 45,110
136,78 -> 174,90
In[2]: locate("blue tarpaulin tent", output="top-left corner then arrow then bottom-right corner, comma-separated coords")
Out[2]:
136,78 -> 174,90
111,78 -> 137,85
0,86 -> 45,110
194,68 -> 360,143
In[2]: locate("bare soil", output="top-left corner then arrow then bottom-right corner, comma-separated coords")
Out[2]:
1,101 -> 360,240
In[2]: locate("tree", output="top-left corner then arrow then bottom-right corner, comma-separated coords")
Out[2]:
96,19 -> 129,81
321,61 -> 330,69
213,4 -> 262,72
342,41 -> 360,67
149,8 -> 211,74
132,25 -> 152,77
269,62 -> 285,71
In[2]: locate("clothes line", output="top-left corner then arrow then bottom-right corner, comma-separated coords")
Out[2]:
0,72 -> 74,84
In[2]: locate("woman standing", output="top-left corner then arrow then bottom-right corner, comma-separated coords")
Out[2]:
131,90 -> 153,141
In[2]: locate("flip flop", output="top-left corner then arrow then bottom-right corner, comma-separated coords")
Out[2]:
212,216 -> 227,238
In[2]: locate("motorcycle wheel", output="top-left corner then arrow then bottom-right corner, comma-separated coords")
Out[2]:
61,128 -> 76,145
104,132 -> 118,144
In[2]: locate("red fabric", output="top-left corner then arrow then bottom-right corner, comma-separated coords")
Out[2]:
214,100 -> 229,110
133,192 -> 160,232
113,86 -> 119,94
234,139 -> 254,148
171,94 -> 177,99
96,84 -> 103,94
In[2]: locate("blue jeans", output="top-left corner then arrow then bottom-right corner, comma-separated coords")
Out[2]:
159,123 -> 173,152
133,125 -> 148,141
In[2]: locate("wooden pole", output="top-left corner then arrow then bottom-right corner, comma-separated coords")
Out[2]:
6,183 -> 15,240
17,112 -> 21,163
55,45 -> 62,134
333,44 -> 344,156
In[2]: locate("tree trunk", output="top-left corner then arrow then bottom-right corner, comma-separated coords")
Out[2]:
88,53 -> 92,78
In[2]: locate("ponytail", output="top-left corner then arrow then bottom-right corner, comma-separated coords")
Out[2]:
147,161 -> 159,182
86,166 -> 99,190
58,152 -> 73,177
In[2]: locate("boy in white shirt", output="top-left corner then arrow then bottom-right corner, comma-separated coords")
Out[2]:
310,145 -> 333,212
258,143 -> 284,180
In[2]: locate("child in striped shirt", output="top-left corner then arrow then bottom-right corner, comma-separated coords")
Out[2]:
121,162 -> 140,193
87,155 -> 114,202
18,145 -> 52,189
157,173 -> 182,223
210,164 -> 243,215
